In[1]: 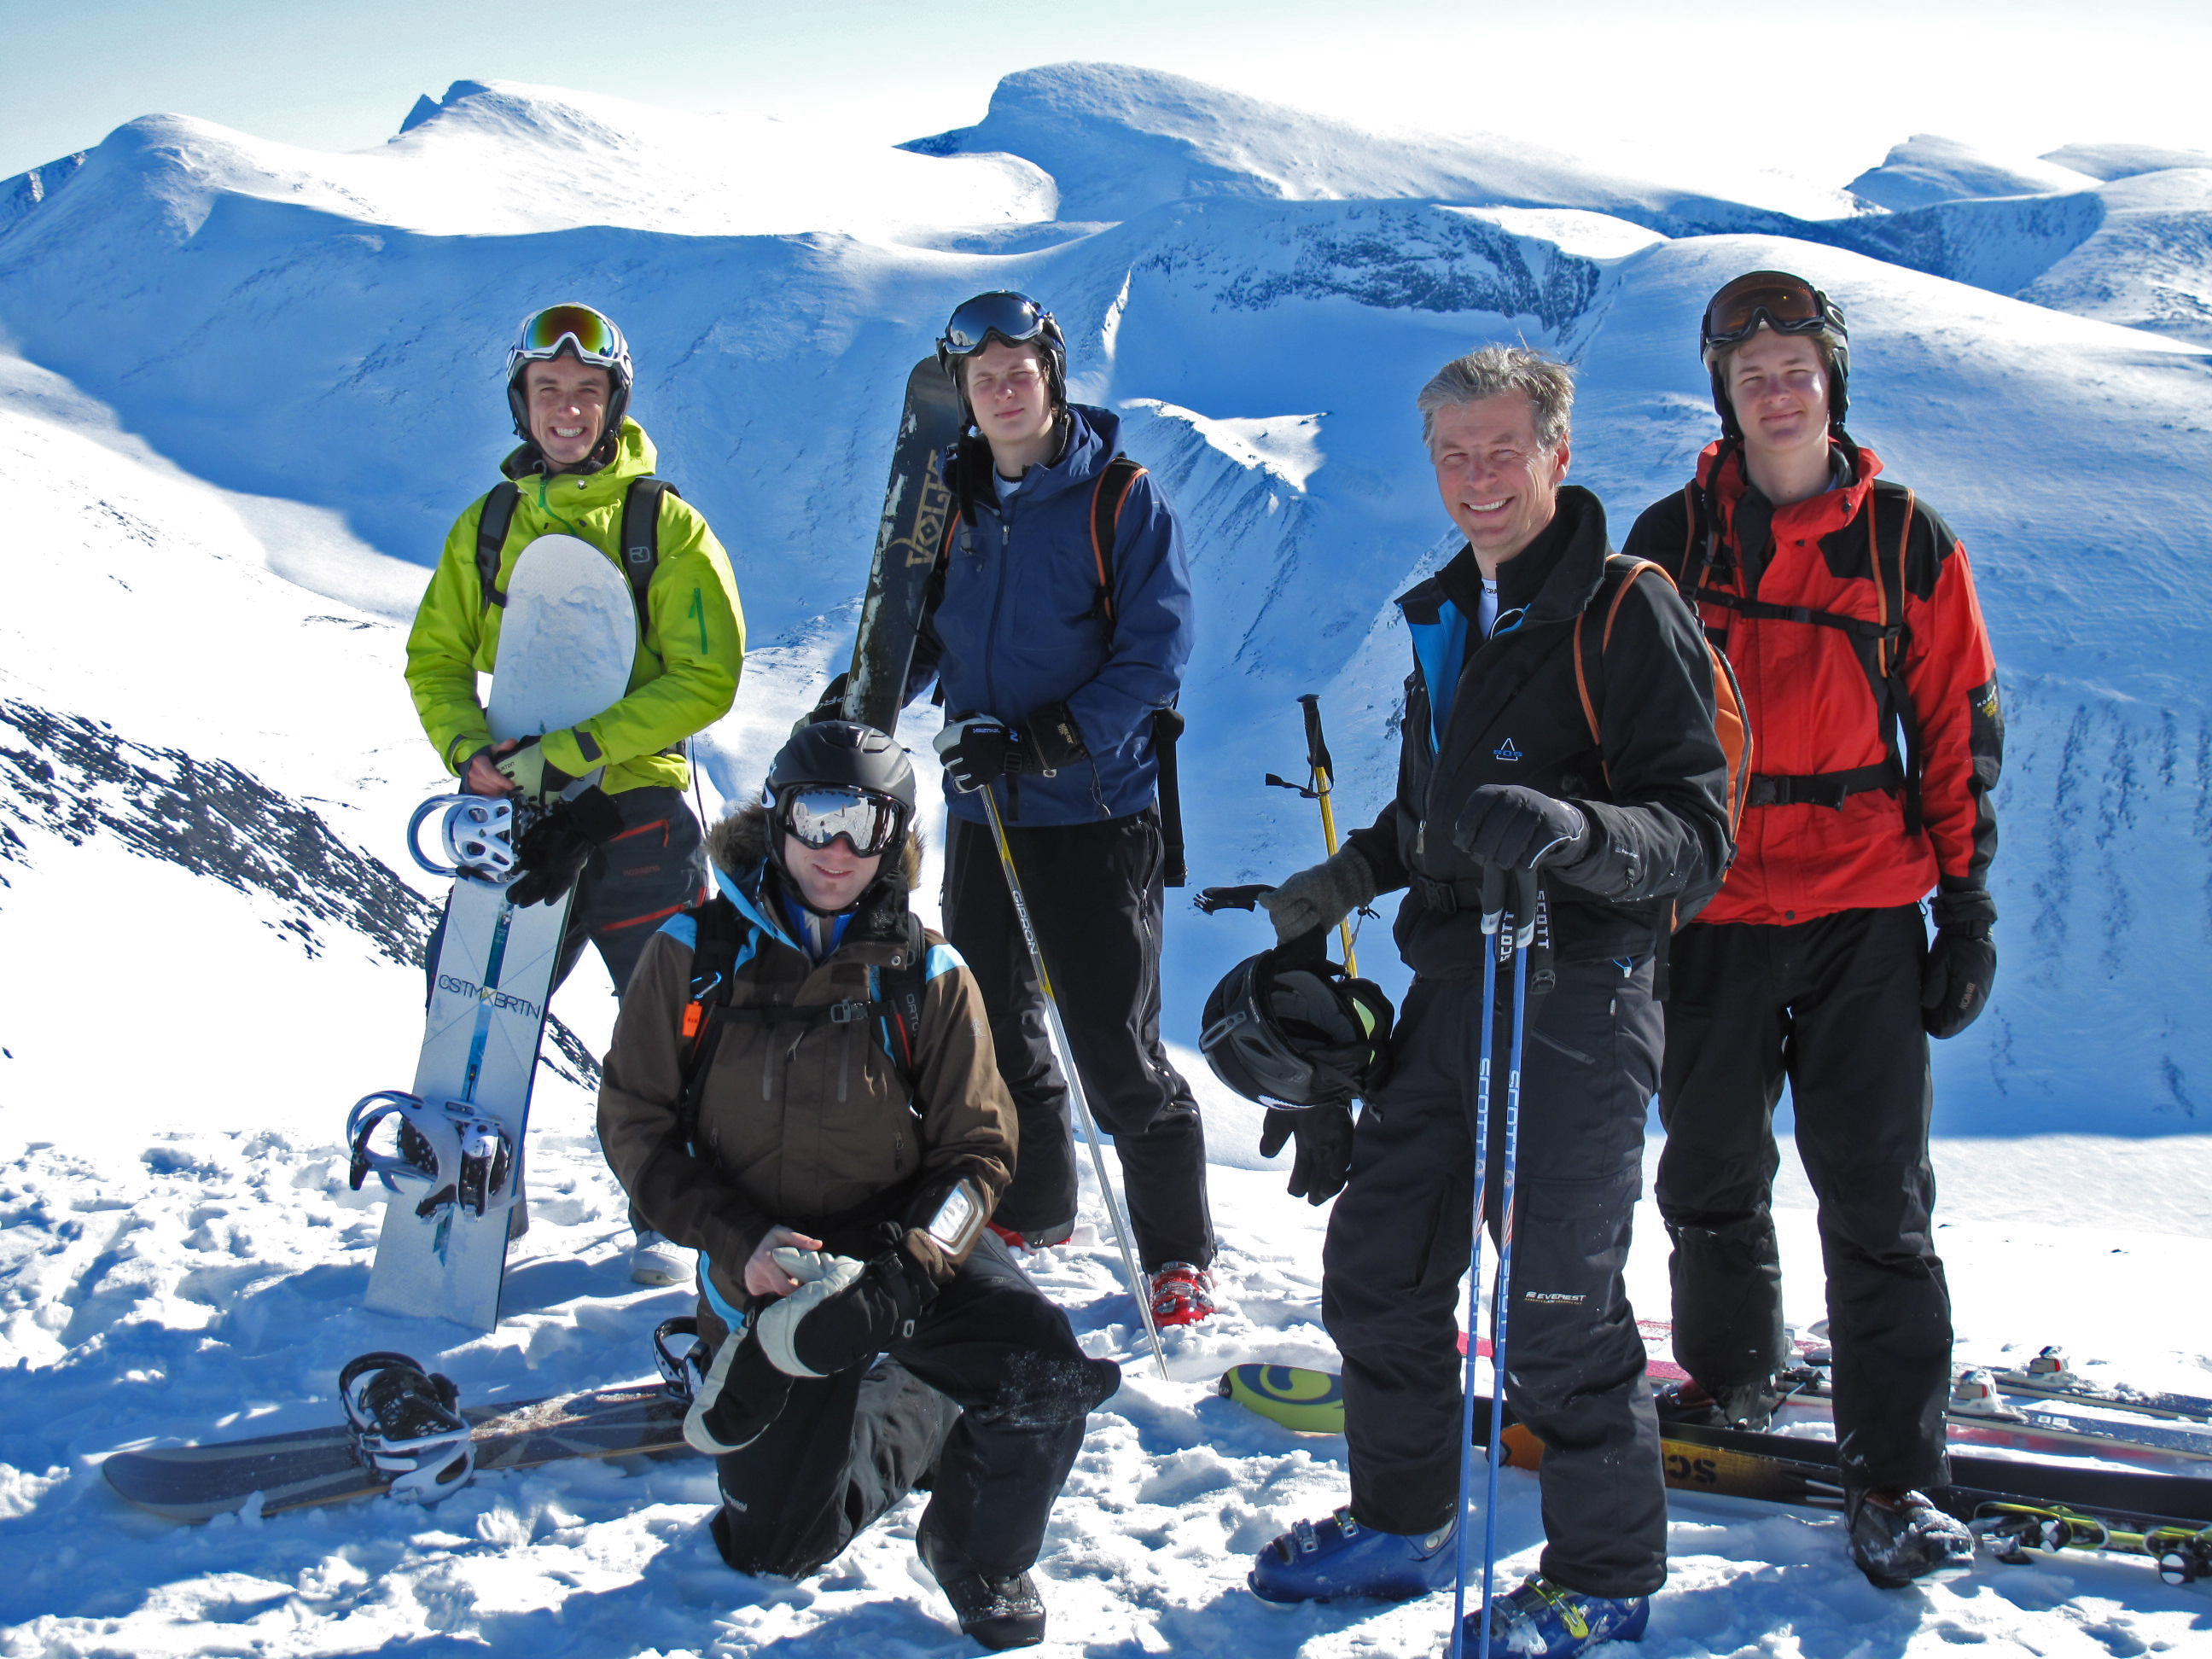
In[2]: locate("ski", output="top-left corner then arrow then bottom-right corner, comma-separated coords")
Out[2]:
103,1370 -> 690,1522
1967,1345 -> 2212,1425
1220,1367 -> 2212,1581
358,533 -> 637,1330
841,356 -> 965,736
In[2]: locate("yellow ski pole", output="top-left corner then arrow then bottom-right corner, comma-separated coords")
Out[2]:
1299,694 -> 1360,975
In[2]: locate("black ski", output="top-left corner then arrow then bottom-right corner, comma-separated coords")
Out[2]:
842,356 -> 965,736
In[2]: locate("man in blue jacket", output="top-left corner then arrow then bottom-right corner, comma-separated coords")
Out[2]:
911,292 -> 1214,1327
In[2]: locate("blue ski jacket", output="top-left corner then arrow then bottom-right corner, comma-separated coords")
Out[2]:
909,404 -> 1193,827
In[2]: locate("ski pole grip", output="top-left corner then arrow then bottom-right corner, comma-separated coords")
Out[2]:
1512,868 -> 1540,952
1194,883 -> 1274,914
1298,692 -> 1335,780
1479,864 -> 1507,934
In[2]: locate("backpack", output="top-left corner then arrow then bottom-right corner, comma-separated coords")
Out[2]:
934,453 -> 1188,885
474,474 -> 678,647
1572,552 -> 1753,930
1672,475 -> 1925,834
670,894 -> 931,1147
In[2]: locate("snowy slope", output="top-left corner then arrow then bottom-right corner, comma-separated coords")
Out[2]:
2,61 -> 2211,1659
1847,135 -> 2104,212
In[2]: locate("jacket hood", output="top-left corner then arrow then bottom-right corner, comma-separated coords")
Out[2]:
1694,434 -> 1882,500
948,401 -> 1120,518
499,417 -> 658,500
707,802 -> 924,894
1415,484 -> 1612,630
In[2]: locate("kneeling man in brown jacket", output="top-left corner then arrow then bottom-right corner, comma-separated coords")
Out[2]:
597,721 -> 1121,1652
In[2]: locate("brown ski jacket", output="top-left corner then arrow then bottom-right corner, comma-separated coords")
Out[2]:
597,808 -> 1015,1325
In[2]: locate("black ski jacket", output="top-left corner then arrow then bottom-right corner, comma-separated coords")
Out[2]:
1344,486 -> 1734,975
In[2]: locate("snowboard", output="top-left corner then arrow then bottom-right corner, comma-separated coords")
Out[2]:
363,533 -> 637,1330
102,1377 -> 689,1522
841,356 -> 965,736
1220,1368 -> 2212,1580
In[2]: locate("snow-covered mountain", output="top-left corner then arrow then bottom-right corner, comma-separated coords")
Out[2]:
2,63 -> 2210,1658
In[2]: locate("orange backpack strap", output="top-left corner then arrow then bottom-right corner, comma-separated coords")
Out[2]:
1574,557 -> 1667,777
1086,456 -> 1145,642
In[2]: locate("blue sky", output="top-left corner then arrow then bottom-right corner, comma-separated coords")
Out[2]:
5,0 -> 2207,190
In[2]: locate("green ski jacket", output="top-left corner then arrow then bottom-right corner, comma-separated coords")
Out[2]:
405,420 -> 746,795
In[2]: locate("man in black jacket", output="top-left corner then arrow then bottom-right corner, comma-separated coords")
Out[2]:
1245,346 -> 1733,1657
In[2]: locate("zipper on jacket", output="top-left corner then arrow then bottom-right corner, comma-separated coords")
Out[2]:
983,505 -> 1012,721
836,1023 -> 851,1103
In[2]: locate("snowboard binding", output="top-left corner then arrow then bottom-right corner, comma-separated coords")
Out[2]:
339,1351 -> 474,1504
407,794 -> 531,884
347,1090 -> 519,1220
653,1316 -> 707,1404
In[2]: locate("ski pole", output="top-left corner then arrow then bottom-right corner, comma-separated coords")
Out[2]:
1451,863 -> 1509,1659
1264,695 -> 1359,975
1475,867 -> 1537,1659
979,785 -> 1171,1380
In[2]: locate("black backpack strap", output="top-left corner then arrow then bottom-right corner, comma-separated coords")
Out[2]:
875,914 -> 930,1089
1083,456 -> 1146,647
620,476 -> 676,646
1871,484 -> 1924,835
1152,703 -> 1187,888
475,482 -> 521,611
674,895 -> 747,1148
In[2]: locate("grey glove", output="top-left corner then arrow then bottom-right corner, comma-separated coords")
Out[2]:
1258,844 -> 1377,945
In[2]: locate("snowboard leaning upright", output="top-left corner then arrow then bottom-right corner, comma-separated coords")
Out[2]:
363,533 -> 636,1330
841,356 -> 965,736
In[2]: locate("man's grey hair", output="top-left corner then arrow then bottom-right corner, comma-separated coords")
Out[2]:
1417,345 -> 1575,452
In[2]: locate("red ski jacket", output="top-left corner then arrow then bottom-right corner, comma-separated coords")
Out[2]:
1622,439 -> 2001,928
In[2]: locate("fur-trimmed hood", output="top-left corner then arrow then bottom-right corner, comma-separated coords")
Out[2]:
707,801 -> 924,894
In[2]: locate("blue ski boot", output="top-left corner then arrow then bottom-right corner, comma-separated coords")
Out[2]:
1249,1506 -> 1455,1603
1462,1575 -> 1650,1656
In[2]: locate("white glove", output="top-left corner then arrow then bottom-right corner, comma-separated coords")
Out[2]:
753,1249 -> 868,1378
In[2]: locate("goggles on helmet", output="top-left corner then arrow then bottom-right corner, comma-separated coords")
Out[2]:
1700,272 -> 1846,356
509,303 -> 628,374
938,291 -> 1055,360
773,785 -> 907,858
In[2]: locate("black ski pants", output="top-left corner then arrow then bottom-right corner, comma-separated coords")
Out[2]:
1323,955 -> 1668,1599
944,807 -> 1214,1270
1656,904 -> 1950,1493
710,1235 -> 1121,1580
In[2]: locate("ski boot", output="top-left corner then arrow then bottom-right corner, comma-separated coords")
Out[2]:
1846,1487 -> 1976,1587
1652,1375 -> 1778,1432
629,1229 -> 694,1286
917,1526 -> 1047,1650
1149,1261 -> 1215,1328
1464,1575 -> 1650,1656
1249,1505 -> 1455,1603
340,1352 -> 474,1505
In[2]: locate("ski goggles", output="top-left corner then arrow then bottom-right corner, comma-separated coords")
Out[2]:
774,786 -> 907,858
939,291 -> 1054,359
1700,272 -> 1846,353
510,303 -> 627,369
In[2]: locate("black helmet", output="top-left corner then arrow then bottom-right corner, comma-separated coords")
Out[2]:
1199,930 -> 1394,1110
505,302 -> 635,466
1699,270 -> 1850,436
936,290 -> 1068,421
761,721 -> 918,912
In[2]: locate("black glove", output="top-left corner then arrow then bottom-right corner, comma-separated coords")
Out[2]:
1923,888 -> 1997,1039
933,715 -> 1027,793
508,786 -> 625,907
1258,1104 -> 1356,1205
1023,700 -> 1088,771
792,672 -> 851,734
752,1242 -> 934,1378
1452,784 -> 1589,871
682,1325 -> 794,1455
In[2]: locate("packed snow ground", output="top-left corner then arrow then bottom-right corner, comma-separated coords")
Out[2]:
3,61 -> 2212,1659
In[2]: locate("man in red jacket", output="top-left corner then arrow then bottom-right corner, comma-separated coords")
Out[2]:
1622,271 -> 2003,1589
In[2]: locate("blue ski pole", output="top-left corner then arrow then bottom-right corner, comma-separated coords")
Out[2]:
1450,864 -> 1510,1659
1474,866 -> 1538,1659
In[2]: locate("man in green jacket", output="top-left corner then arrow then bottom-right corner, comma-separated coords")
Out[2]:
405,302 -> 746,1285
